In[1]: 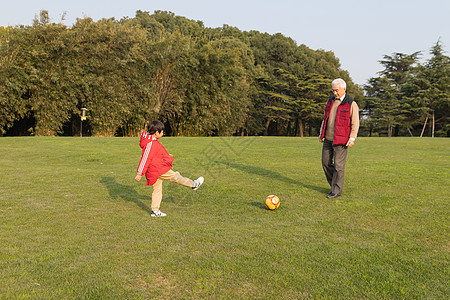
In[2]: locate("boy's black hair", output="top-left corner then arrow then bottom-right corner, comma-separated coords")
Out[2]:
147,120 -> 165,135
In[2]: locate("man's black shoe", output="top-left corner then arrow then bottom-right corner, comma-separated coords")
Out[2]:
327,191 -> 333,196
327,193 -> 341,199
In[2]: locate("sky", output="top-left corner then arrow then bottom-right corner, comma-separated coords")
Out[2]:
1,0 -> 448,85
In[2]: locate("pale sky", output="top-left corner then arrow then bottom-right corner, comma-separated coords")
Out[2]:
1,0 -> 448,85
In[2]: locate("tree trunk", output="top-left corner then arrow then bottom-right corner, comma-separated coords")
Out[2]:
429,116 -> 432,136
420,114 -> 429,137
407,128 -> 413,137
286,121 -> 291,136
432,111 -> 435,138
264,119 -> 270,136
393,126 -> 399,137
297,118 -> 304,137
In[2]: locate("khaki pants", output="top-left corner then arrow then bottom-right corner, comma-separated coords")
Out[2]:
151,170 -> 194,210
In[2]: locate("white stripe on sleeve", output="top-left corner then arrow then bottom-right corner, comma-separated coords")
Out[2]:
137,141 -> 152,174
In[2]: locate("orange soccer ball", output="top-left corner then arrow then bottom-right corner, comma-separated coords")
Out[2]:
265,195 -> 280,210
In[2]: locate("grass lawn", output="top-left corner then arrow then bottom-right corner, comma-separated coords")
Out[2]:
0,136 -> 448,299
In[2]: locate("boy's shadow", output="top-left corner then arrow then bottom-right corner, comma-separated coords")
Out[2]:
100,177 -> 152,215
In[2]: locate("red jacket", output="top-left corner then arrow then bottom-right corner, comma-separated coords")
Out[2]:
320,94 -> 354,145
137,131 -> 174,186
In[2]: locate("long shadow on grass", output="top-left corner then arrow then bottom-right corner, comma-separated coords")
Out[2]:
100,177 -> 152,215
214,160 -> 328,194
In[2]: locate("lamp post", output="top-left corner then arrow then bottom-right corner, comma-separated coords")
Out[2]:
80,108 -> 88,137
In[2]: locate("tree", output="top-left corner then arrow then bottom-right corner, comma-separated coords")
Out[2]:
176,36 -> 254,136
364,77 -> 400,136
0,26 -> 32,135
69,17 -> 150,136
247,31 -> 362,136
9,10 -> 76,136
256,69 -> 329,136
414,41 -> 449,137
364,52 -> 420,136
1,10 -> 361,137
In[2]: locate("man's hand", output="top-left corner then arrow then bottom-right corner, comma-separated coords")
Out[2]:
346,139 -> 355,147
319,137 -> 324,143
135,174 -> 142,181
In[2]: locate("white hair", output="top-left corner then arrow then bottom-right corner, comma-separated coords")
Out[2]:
331,78 -> 346,89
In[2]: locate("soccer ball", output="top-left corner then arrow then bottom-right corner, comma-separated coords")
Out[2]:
265,195 -> 280,210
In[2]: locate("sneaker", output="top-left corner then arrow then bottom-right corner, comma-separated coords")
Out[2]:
151,210 -> 167,217
192,176 -> 204,191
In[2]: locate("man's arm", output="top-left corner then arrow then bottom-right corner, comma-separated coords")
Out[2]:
346,102 -> 360,147
318,120 -> 324,142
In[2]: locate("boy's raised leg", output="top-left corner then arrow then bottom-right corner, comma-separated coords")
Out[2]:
159,170 -> 195,188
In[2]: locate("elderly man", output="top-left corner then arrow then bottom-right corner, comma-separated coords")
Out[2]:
319,78 -> 359,199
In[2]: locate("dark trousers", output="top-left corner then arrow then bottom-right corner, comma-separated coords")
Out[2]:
322,139 -> 348,195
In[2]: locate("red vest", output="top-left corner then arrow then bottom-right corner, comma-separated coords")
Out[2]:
320,95 -> 353,145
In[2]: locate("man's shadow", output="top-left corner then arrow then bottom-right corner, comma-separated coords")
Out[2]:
100,177 -> 152,215
214,160 -> 328,194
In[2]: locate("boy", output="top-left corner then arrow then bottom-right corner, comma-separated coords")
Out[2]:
135,120 -> 204,217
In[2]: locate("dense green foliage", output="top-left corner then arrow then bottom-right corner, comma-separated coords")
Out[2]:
0,10 -> 362,137
364,42 -> 450,137
1,10 -> 448,137
0,137 -> 448,298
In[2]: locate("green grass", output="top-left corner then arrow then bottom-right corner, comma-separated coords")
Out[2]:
0,136 -> 448,299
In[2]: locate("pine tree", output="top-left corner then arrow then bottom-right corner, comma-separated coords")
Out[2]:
364,52 -> 420,136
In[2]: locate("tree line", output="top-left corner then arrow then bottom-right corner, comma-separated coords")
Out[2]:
0,10 -> 448,137
364,44 -> 449,137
